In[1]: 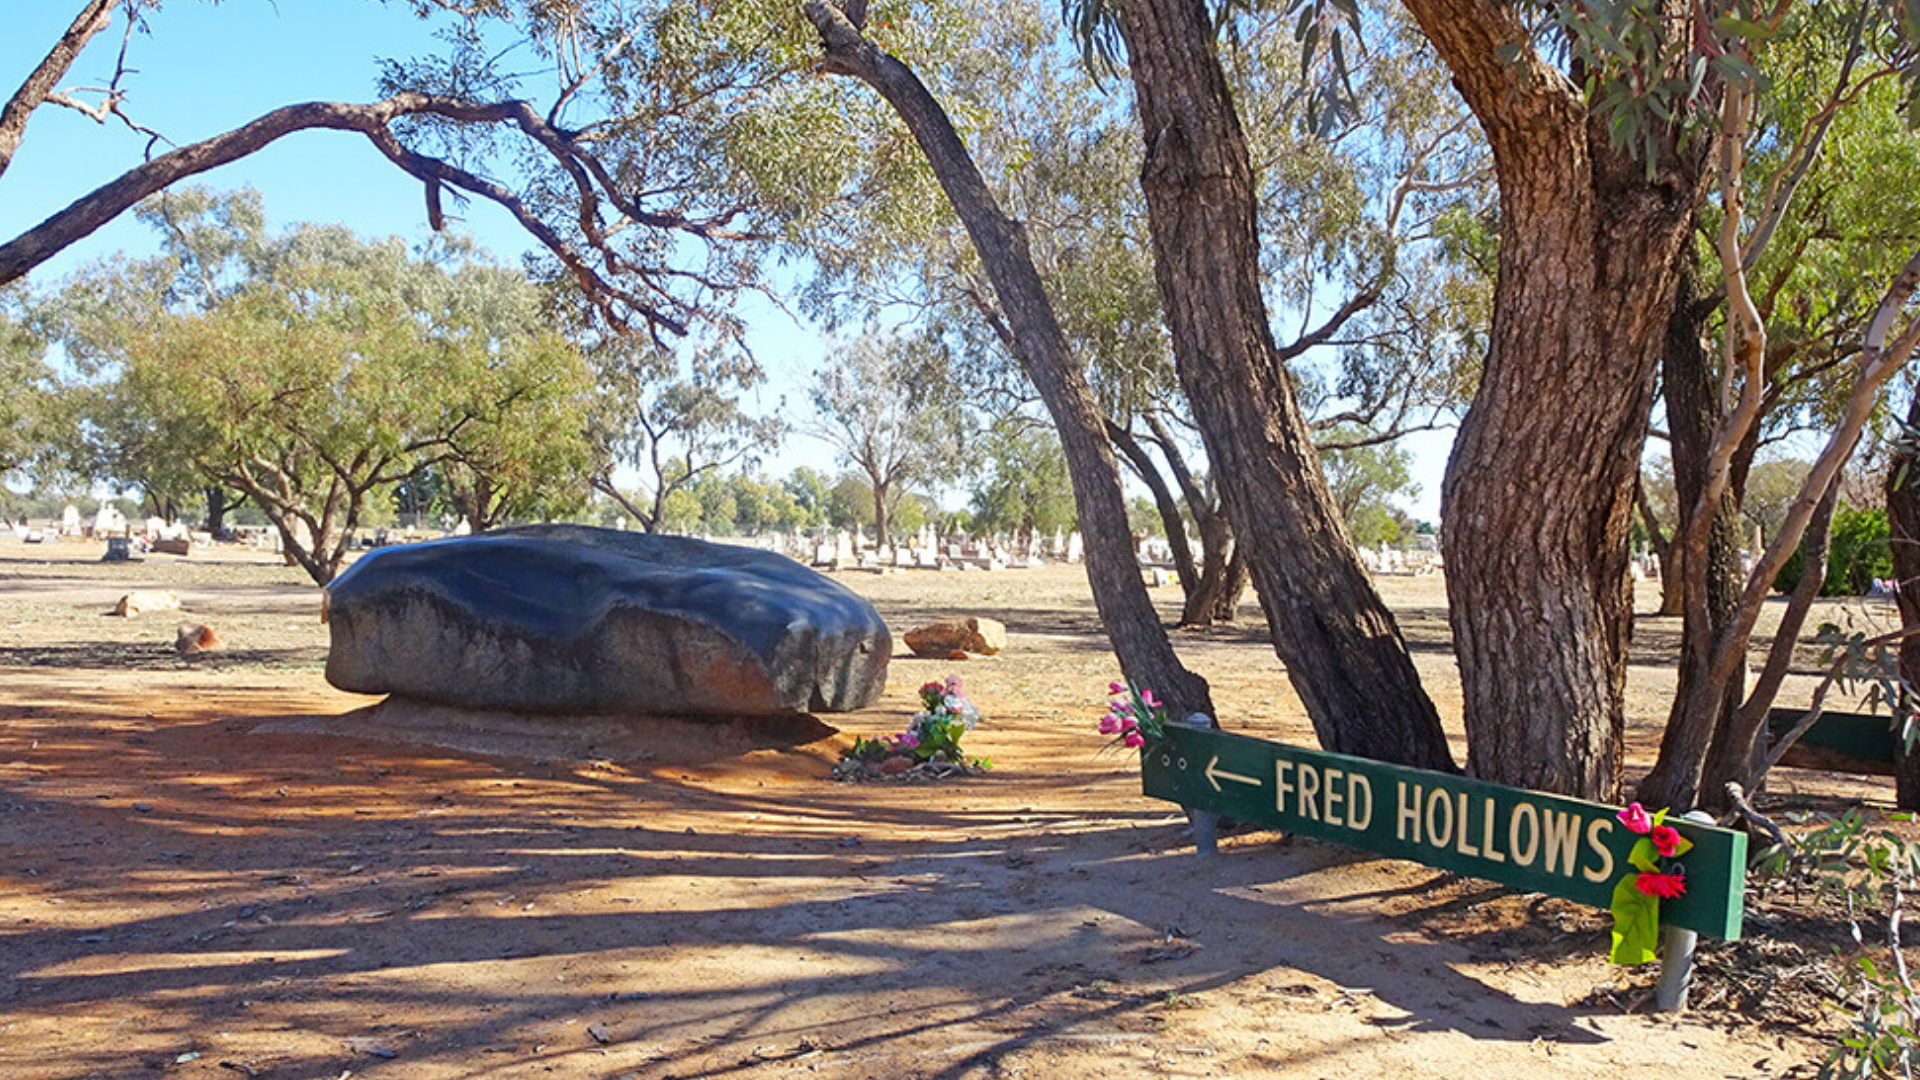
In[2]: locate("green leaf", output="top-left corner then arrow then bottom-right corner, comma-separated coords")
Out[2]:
1628,837 -> 1661,874
1610,874 -> 1660,965
1709,16 -> 1773,43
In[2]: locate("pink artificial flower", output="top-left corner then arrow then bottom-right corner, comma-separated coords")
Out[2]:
1099,715 -> 1121,735
1141,689 -> 1161,709
946,675 -> 963,691
1109,681 -> 1125,695
899,732 -> 920,749
1650,824 -> 1682,858
1633,871 -> 1687,899
1120,716 -> 1138,732
1109,699 -> 1132,716
1123,731 -> 1145,749
1617,802 -> 1653,835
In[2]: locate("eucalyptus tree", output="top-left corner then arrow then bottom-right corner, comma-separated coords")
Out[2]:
1559,2 -> 1920,810
819,1 -> 1483,631
422,270 -> 597,533
804,0 -> 1218,720
585,333 -> 783,534
808,332 -> 967,549
1052,0 -> 1718,793
2,0 -> 950,350
0,299 -> 52,487
1021,0 -> 1474,771
48,207 -> 596,584
968,420 -> 1077,544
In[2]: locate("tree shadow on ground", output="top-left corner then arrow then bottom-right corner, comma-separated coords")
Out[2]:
0,704 -> 1653,1080
0,643 -> 327,670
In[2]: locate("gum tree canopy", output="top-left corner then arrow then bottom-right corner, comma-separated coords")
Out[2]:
45,200 -> 595,585
0,0 -> 897,341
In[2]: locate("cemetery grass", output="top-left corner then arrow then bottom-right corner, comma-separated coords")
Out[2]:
0,535 -> 1905,1079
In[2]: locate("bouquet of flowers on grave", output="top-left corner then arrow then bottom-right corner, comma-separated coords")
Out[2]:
1608,801 -> 1694,965
1096,681 -> 1168,751
900,676 -> 983,762
843,675 -> 986,771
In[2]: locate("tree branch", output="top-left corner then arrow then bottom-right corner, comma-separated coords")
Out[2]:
0,0 -> 118,181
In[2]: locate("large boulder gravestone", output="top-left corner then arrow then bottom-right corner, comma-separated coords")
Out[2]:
323,525 -> 890,715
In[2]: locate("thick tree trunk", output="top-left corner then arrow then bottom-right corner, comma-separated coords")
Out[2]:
1885,387 -> 1920,809
203,486 -> 233,535
1182,509 -> 1237,627
872,475 -> 891,551
805,2 -> 1212,718
1402,0 -> 1704,796
1208,545 -> 1249,624
1109,0 -> 1454,770
1639,265 -> 1751,809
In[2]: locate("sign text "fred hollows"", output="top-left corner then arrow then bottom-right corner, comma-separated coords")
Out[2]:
1140,725 -> 1747,940
1270,760 -> 1620,884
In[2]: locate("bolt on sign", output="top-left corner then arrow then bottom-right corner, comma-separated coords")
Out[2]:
1141,726 -> 1745,940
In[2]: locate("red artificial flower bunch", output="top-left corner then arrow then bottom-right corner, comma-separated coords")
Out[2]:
1616,801 -> 1689,900
1608,801 -> 1697,965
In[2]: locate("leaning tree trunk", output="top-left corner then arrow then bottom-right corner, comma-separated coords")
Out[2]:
1109,0 -> 1454,770
1139,413 -> 1241,628
804,2 -> 1212,718
1886,386 -> 1920,809
1639,263 -> 1751,809
1403,0 -> 1705,797
1107,419 -> 1199,596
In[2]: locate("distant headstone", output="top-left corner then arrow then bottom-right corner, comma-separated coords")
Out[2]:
324,525 -> 891,716
92,503 -> 125,537
102,537 -> 133,563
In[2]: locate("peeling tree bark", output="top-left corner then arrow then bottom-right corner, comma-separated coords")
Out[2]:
1107,0 -> 1454,770
1400,0 -> 1705,796
802,0 -> 1212,718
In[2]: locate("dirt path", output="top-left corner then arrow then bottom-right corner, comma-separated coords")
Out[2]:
0,536 -> 1881,1078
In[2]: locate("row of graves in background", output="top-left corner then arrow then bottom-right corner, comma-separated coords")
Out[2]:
760,526 -> 1452,580
10,503 -> 302,561
792,526 -> 1087,573
12,503 -> 210,558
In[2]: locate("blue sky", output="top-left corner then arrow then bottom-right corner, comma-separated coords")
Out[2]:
2,0 -> 1451,522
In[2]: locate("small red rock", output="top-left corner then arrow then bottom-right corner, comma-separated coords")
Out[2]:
175,622 -> 224,655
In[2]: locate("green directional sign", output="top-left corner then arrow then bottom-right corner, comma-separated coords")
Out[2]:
1141,726 -> 1746,940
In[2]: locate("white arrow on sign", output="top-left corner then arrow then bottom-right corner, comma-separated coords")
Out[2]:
1204,755 -> 1261,793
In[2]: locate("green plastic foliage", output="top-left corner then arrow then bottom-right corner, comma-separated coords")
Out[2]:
1608,872 -> 1662,965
